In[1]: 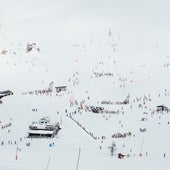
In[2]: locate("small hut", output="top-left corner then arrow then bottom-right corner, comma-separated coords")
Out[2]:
156,105 -> 169,113
55,86 -> 67,93
118,153 -> 126,159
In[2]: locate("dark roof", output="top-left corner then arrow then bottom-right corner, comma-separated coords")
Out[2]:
157,105 -> 167,108
0,90 -> 13,99
55,86 -> 67,89
0,90 -> 13,94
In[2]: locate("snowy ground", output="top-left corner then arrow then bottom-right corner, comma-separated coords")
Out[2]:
0,0 -> 170,170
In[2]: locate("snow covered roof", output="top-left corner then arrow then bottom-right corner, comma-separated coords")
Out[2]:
29,117 -> 59,130
39,116 -> 50,122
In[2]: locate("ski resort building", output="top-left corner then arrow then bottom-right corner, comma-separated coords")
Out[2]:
55,86 -> 67,93
0,90 -> 13,104
156,105 -> 169,113
28,117 -> 61,138
0,90 -> 13,99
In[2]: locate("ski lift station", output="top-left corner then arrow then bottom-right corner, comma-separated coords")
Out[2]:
55,86 -> 67,93
28,117 -> 61,138
0,90 -> 13,99
0,90 -> 13,104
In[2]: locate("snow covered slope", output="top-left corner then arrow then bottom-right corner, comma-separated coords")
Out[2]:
0,0 -> 170,170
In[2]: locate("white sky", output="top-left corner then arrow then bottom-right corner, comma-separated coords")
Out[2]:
0,0 -> 170,40
0,0 -> 170,65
